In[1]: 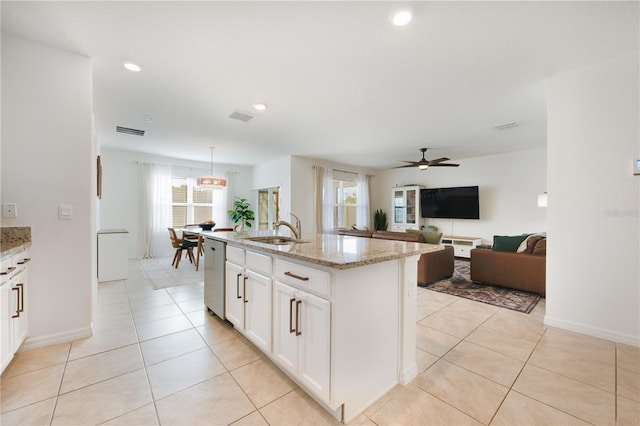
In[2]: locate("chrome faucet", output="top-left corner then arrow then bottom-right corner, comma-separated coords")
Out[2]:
275,213 -> 301,240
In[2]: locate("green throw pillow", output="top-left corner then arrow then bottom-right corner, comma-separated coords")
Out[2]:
493,234 -> 530,252
406,229 -> 443,244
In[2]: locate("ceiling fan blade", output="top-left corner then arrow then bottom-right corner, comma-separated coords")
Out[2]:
429,163 -> 460,167
391,164 -> 422,169
427,157 -> 450,164
399,160 -> 420,164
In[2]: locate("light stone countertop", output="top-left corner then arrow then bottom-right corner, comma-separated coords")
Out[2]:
202,231 -> 443,270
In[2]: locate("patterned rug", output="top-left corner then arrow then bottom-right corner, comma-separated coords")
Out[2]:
425,260 -> 541,314
138,257 -> 204,290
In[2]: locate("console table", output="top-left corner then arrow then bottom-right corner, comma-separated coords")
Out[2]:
441,235 -> 482,258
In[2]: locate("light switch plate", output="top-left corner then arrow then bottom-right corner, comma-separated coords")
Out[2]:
2,203 -> 17,218
58,204 -> 73,220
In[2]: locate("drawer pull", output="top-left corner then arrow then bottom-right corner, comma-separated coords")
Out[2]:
295,300 -> 302,336
16,258 -> 31,265
236,273 -> 242,299
243,276 -> 248,303
289,298 -> 296,333
17,283 -> 24,312
11,287 -> 20,318
284,271 -> 309,282
1,267 -> 16,276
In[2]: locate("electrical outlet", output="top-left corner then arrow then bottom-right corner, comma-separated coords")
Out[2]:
2,203 -> 17,218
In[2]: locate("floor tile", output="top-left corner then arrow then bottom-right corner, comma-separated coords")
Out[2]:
617,395 -> 640,426
128,293 -> 176,311
491,390 -> 590,425
0,397 -> 56,426
132,303 -> 184,325
231,358 -> 297,408
416,348 -> 439,373
465,322 -> 539,361
513,364 -> 615,425
369,384 -> 482,426
100,403 -> 159,425
140,328 -> 207,366
617,367 -> 640,402
618,343 -> 640,373
0,364 -> 65,413
94,299 -> 132,318
52,369 -> 152,425
93,311 -> 135,332
135,314 -> 192,341
415,323 -> 461,357
363,385 -> 404,418
211,334 -> 263,371
483,307 -> 546,338
444,340 -> 524,387
539,327 -> 616,366
146,347 -> 226,400
168,287 -> 203,302
60,344 -> 143,394
68,325 -> 138,360
2,342 -> 70,377
260,388 -> 341,425
415,359 -> 508,424
155,373 -> 254,425
176,298 -> 206,313
196,318 -> 238,346
186,309 -> 218,327
229,410 -> 269,426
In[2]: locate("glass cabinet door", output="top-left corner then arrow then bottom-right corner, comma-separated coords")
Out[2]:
393,190 -> 405,224
406,189 -> 416,224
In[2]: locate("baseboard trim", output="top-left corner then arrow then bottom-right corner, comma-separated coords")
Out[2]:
19,326 -> 94,352
544,315 -> 640,347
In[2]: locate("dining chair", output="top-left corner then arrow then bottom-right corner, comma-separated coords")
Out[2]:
168,228 -> 197,268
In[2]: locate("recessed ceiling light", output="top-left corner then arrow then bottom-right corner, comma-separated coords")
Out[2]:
391,10 -> 413,26
252,103 -> 267,111
123,62 -> 142,72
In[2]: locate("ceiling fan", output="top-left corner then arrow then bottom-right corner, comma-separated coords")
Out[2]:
393,148 -> 460,170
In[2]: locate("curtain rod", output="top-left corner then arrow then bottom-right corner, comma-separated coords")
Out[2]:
312,165 -> 375,178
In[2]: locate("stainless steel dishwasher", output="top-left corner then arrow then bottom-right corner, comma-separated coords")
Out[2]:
204,237 -> 226,319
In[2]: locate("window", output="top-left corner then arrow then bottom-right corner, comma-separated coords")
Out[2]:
332,171 -> 358,229
171,177 -> 222,227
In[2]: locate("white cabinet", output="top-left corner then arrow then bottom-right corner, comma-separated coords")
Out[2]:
441,235 -> 482,258
97,230 -> 128,282
224,246 -> 272,353
391,186 -> 422,231
273,281 -> 330,402
1,248 -> 30,373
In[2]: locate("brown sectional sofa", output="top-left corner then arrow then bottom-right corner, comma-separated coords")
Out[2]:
338,229 -> 454,285
470,242 -> 546,296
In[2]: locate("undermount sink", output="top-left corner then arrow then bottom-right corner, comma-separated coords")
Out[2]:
244,236 -> 308,245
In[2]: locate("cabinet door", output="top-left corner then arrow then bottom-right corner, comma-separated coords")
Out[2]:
405,188 -> 417,225
297,292 -> 331,402
272,281 -> 298,376
11,270 -> 27,350
392,189 -> 405,225
245,270 -> 271,353
1,282 -> 13,372
225,261 -> 245,329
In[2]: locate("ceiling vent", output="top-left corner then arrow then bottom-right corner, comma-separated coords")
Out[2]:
116,126 -> 145,136
228,109 -> 254,122
494,121 -> 520,131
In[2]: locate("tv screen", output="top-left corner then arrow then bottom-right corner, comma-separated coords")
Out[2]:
420,186 -> 480,219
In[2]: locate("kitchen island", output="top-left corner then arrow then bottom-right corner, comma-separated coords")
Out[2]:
202,231 -> 442,423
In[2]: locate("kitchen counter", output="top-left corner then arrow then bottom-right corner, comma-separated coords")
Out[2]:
1,227 -> 32,258
202,231 -> 441,270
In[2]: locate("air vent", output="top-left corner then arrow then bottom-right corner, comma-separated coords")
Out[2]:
116,126 -> 145,136
228,110 -> 254,122
494,121 -> 520,131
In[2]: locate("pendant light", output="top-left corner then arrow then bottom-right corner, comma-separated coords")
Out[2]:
197,147 -> 227,190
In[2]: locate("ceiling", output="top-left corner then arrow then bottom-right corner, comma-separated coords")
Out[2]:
2,1 -> 638,169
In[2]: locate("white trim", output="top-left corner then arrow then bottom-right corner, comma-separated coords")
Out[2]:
19,326 -> 93,352
544,315 -> 640,348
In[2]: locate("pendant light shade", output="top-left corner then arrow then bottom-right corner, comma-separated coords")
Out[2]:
198,147 -> 226,190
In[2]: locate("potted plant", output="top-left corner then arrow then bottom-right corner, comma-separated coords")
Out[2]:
228,197 -> 255,235
374,209 -> 388,231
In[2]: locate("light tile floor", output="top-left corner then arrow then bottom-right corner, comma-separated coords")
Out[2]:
1,260 -> 639,425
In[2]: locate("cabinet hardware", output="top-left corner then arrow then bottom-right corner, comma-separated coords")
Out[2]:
236,273 -> 242,299
284,271 -> 309,282
16,283 -> 24,312
289,298 -> 296,333
210,247 -> 215,251
11,287 -> 20,318
243,276 -> 248,303
295,300 -> 302,336
1,267 -> 16,276
16,258 -> 31,265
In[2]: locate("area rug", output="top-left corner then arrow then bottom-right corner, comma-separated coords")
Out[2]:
138,257 -> 204,290
425,260 -> 541,314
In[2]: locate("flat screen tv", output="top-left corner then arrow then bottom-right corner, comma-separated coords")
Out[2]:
420,186 -> 480,219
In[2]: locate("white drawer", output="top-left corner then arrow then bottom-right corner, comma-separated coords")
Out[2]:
246,250 -> 272,275
227,245 -> 245,264
275,259 -> 330,298
1,255 -> 16,284
14,250 -> 31,268
454,246 -> 471,258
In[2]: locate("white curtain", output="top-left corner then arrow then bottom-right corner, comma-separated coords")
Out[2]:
321,167 -> 334,233
138,163 -> 173,258
356,173 -> 371,230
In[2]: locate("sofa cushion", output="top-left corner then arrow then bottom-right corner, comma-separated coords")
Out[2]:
531,238 -> 546,256
493,234 -> 529,252
517,232 -> 547,253
406,229 -> 443,244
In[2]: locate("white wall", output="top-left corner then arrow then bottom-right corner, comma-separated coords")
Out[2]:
373,148 -> 548,243
99,148 -> 253,259
546,52 -> 639,346
1,34 -> 95,348
252,156 -> 292,228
